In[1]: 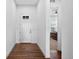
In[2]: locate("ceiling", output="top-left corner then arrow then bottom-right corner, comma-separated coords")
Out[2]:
15,0 -> 39,6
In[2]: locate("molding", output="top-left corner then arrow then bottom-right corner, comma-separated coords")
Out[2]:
16,41 -> 37,44
37,43 -> 45,57
6,44 -> 16,58
37,43 -> 51,58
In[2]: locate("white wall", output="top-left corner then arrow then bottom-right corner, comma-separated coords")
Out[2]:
37,0 -> 51,58
46,0 -> 51,58
36,0 -> 47,58
16,6 -> 38,43
6,0 -> 16,57
57,5 -> 62,51
58,0 -> 73,59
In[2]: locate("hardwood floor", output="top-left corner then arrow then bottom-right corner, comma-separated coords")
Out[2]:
7,43 -> 61,59
7,43 -> 45,59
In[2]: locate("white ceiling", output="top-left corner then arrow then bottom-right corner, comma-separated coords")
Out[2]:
15,0 -> 39,6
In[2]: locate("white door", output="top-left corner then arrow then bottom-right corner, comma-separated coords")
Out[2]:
20,22 -> 32,43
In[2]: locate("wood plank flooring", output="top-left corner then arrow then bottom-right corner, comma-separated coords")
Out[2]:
7,43 -> 61,59
7,43 -> 46,59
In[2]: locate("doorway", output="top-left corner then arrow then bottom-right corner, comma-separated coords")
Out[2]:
50,1 -> 61,59
50,10 -> 59,59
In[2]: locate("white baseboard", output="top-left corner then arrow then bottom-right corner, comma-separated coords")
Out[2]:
6,43 -> 16,58
16,41 -> 37,44
37,43 -> 47,58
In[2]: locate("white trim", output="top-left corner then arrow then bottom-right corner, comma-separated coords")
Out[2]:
16,41 -> 37,44
6,44 -> 16,58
